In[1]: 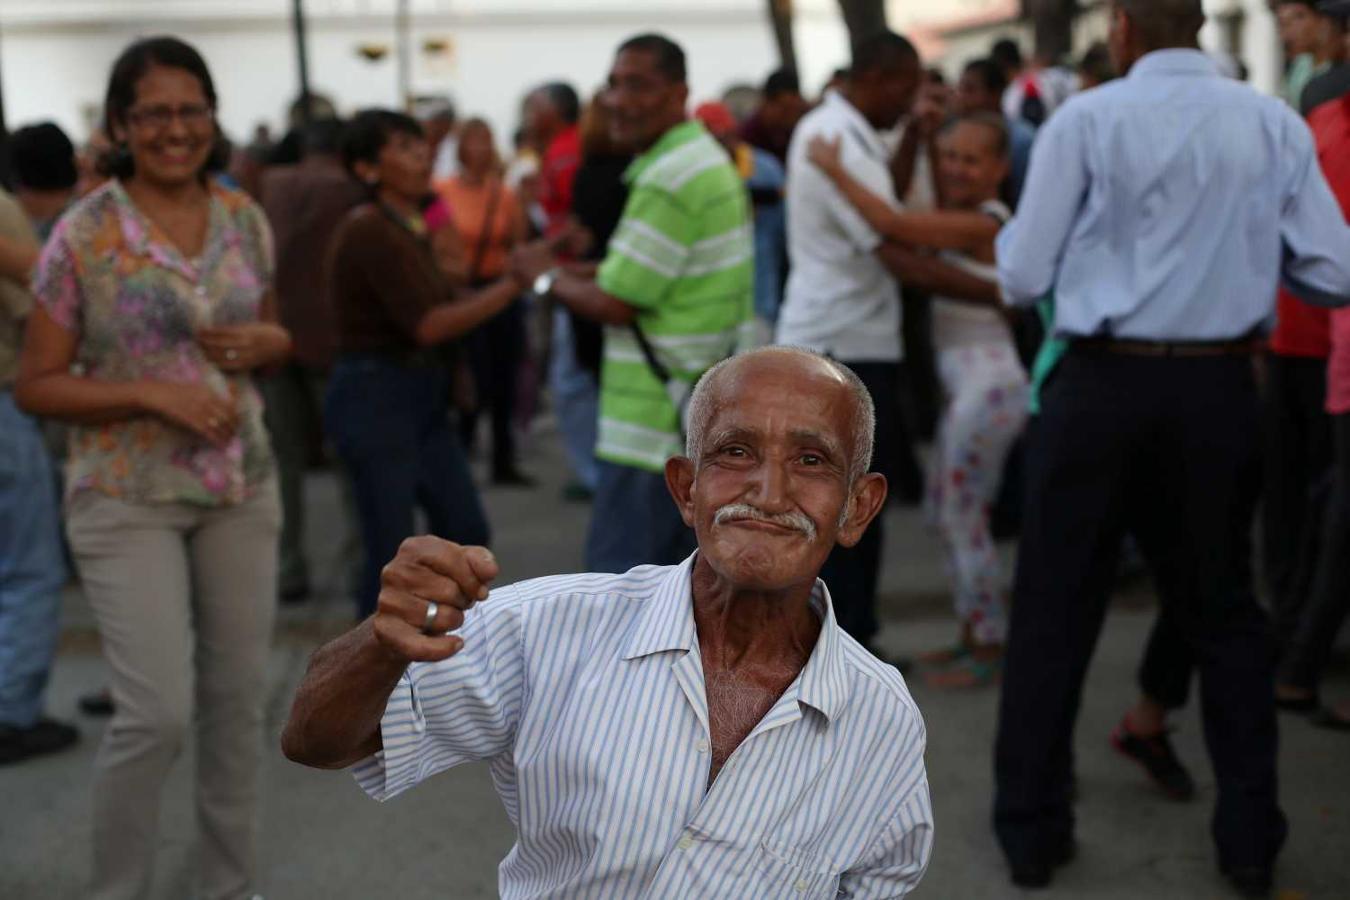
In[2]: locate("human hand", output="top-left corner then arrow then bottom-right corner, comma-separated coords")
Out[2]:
197,323 -> 284,372
806,135 -> 844,176
371,537 -> 501,663
143,381 -> 239,447
510,240 -> 558,286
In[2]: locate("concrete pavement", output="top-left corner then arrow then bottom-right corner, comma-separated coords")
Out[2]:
2,422 -> 1347,899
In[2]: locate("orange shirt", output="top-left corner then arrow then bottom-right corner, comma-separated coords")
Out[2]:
434,176 -> 522,281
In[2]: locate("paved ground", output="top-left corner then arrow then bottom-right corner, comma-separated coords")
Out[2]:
2,421 -> 1348,899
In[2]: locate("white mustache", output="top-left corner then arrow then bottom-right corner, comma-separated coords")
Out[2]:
713,503 -> 816,540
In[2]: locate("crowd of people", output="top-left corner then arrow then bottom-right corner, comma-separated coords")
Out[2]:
2,0 -> 1350,896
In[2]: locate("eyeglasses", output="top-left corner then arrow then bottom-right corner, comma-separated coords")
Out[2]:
125,103 -> 215,131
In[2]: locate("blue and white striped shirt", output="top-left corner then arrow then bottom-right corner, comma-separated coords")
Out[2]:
353,555 -> 933,898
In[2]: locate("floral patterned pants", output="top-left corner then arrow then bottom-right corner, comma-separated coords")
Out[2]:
927,341 -> 1030,645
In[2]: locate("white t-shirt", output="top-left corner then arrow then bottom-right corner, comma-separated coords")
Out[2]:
775,91 -> 903,362
931,199 -> 1013,350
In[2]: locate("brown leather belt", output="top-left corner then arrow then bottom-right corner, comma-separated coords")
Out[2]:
1070,335 -> 1261,358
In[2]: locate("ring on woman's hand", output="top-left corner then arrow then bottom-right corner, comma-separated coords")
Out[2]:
225,348 -> 239,362
421,600 -> 440,635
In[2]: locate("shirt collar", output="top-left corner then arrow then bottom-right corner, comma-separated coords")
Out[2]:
822,89 -> 889,163
110,178 -> 229,280
621,553 -> 851,724
1127,48 -> 1220,81
622,119 -> 704,185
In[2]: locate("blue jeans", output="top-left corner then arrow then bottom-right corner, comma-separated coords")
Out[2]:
549,308 -> 600,491
325,356 -> 489,619
585,459 -> 694,573
0,391 -> 67,727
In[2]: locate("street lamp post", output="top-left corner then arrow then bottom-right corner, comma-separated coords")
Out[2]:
396,0 -> 412,111
291,0 -> 313,126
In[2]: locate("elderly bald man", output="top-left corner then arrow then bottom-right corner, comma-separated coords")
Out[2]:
282,347 -> 933,898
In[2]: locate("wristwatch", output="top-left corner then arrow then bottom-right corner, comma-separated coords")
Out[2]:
532,266 -> 563,298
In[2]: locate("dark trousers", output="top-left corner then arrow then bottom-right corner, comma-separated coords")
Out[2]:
818,361 -> 922,645
994,350 -> 1285,873
326,356 -> 490,619
1280,413 -> 1350,691
460,298 -> 525,477
1261,353 -> 1333,643
585,459 -> 695,573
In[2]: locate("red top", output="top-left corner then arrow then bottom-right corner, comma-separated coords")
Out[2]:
1309,95 -> 1350,414
539,125 -> 581,236
1270,288 -> 1331,358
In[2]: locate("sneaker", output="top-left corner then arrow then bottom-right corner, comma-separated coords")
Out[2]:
0,718 -> 80,765
1110,717 -> 1196,801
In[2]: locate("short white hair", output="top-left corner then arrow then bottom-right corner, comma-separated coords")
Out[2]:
684,346 -> 875,484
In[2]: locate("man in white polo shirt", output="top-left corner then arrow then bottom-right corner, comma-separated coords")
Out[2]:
776,30 -> 925,656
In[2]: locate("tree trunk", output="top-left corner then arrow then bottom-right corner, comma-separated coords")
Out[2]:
766,0 -> 799,73
1026,0 -> 1076,62
837,0 -> 889,47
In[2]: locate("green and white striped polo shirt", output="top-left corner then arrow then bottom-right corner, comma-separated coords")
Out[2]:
595,120 -> 754,472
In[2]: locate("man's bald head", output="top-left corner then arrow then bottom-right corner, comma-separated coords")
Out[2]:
685,347 -> 876,484
1113,0 -> 1204,52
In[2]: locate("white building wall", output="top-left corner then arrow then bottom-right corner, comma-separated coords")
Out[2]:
0,0 -> 855,147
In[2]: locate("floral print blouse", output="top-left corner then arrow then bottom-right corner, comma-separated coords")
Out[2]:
33,179 -> 275,506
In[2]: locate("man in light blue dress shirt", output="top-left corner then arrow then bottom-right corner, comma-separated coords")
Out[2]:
282,347 -> 934,898
992,0 -> 1350,896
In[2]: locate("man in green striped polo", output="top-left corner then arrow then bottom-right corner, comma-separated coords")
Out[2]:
512,33 -> 753,572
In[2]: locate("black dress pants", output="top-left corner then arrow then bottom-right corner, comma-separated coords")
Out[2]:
1280,413 -> 1350,692
460,297 -> 525,477
994,350 -> 1285,874
818,361 -> 922,646
1261,352 -> 1333,643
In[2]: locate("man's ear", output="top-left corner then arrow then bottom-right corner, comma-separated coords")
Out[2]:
665,456 -> 696,528
836,473 -> 887,548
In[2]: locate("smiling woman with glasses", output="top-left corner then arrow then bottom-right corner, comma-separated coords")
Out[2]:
14,34 -> 289,900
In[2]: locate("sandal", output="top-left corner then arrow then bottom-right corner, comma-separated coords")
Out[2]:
923,654 -> 1002,689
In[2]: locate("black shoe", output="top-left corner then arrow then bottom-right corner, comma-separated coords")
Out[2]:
79,689 -> 114,717
280,582 -> 311,605
0,718 -> 79,765
1222,865 -> 1272,898
1111,718 -> 1196,801
1009,837 -> 1076,889
1311,705 -> 1350,732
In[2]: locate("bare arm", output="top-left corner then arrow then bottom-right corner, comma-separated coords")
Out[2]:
413,275 -> 523,346
0,233 -> 39,282
875,243 -> 1002,306
811,136 -> 1000,253
282,538 -> 500,769
550,269 -> 636,326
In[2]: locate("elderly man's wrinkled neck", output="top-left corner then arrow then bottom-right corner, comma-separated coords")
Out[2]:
690,552 -> 821,667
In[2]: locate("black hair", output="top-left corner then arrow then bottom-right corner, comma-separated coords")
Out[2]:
539,82 -> 581,125
8,122 -> 78,192
850,31 -> 919,77
926,67 -> 947,85
763,68 -> 801,98
617,33 -> 687,84
1078,42 -> 1116,84
341,109 -> 424,176
990,38 -> 1024,73
99,35 -> 230,180
303,117 -> 346,158
962,57 -> 1010,97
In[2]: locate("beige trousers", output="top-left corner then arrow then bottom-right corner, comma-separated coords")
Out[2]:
67,483 -> 280,900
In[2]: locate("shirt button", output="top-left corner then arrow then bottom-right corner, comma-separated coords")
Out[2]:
695,739 -> 708,753
677,834 -> 694,851
794,879 -> 809,892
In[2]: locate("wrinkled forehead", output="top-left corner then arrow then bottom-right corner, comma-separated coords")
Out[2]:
703,358 -> 854,444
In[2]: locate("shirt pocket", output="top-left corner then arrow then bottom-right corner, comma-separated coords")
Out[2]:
755,840 -> 842,899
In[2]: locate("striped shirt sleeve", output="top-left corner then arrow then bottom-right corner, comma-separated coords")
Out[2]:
838,781 -> 935,898
597,186 -> 695,310
352,586 -> 529,801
